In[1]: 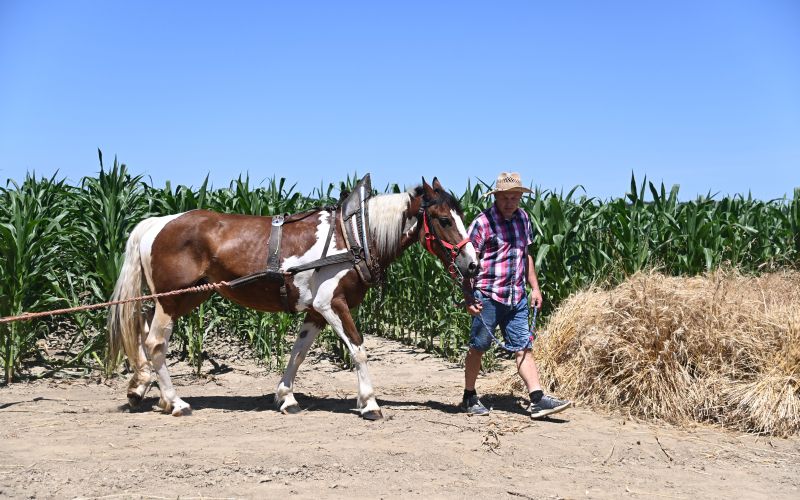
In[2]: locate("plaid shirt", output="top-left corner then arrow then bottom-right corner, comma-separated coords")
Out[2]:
468,204 -> 534,305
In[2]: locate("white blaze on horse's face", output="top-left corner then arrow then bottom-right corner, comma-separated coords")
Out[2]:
451,209 -> 479,278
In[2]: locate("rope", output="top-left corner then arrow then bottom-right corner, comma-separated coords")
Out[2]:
0,281 -> 230,325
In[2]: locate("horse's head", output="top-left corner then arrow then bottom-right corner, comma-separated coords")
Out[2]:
412,178 -> 479,282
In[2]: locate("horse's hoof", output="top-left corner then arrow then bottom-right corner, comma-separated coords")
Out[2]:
361,410 -> 383,421
171,406 -> 192,417
281,404 -> 302,415
127,393 -> 143,409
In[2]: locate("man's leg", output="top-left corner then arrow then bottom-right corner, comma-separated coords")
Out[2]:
501,296 -> 543,393
517,348 -> 572,418
503,298 -> 572,419
465,347 -> 483,391
462,292 -> 495,415
515,348 -> 542,393
462,346 -> 489,415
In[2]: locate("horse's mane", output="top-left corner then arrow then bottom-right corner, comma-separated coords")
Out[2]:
368,192 -> 412,258
367,185 -> 463,258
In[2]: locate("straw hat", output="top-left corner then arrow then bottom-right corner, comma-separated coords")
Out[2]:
483,172 -> 533,197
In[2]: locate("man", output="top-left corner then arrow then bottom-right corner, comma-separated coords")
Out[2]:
462,172 -> 571,419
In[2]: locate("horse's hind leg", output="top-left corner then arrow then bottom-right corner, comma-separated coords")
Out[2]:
127,307 -> 156,407
276,312 -> 325,414
145,303 -> 190,416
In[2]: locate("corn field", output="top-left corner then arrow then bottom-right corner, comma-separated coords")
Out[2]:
1,152 -> 799,383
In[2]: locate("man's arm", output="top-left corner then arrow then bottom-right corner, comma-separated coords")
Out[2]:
527,253 -> 542,309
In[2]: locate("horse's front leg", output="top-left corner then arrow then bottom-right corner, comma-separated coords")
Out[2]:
275,312 -> 325,414
316,295 -> 383,420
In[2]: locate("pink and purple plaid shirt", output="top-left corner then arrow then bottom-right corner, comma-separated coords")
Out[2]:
468,204 -> 534,305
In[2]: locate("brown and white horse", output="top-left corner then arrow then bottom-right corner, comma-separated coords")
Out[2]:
108,178 -> 478,419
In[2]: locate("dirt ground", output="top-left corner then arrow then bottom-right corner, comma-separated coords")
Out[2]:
1,335 -> 799,500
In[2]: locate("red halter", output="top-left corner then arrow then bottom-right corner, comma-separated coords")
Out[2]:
421,210 -> 471,278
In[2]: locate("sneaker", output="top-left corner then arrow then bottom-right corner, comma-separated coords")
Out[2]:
461,394 -> 490,416
529,395 -> 572,419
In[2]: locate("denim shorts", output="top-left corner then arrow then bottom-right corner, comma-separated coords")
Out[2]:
469,290 -> 533,352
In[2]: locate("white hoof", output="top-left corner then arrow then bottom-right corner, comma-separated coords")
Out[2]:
358,397 -> 381,414
277,393 -> 299,413
158,397 -> 191,416
361,409 -> 383,420
281,404 -> 302,415
171,403 -> 192,417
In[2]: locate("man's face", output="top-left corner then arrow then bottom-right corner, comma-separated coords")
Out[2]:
495,190 -> 523,220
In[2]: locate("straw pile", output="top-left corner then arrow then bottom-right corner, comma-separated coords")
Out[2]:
498,270 -> 800,436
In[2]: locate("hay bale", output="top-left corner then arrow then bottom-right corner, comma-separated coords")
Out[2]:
497,270 -> 800,436
721,309 -> 800,435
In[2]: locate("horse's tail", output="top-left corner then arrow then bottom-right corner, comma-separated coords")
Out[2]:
106,217 -> 161,373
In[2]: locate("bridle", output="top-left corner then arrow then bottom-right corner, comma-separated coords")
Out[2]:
419,200 -> 471,280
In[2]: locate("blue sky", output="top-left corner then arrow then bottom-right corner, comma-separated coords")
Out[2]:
1,1 -> 798,200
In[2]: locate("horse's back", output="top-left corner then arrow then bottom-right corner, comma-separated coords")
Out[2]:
148,209 -> 324,283
148,210 -> 269,283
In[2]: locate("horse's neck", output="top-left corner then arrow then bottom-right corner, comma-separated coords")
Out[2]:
394,214 -> 422,260
368,193 -> 422,270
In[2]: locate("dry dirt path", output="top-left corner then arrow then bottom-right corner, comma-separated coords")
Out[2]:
1,335 -> 799,499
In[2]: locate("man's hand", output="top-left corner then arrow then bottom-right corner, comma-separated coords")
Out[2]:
466,300 -> 483,316
529,288 -> 543,310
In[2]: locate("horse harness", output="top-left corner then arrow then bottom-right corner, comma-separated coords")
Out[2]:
226,174 -> 378,312
225,174 -> 476,313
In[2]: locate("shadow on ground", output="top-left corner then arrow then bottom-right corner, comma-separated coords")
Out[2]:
115,392 -> 569,424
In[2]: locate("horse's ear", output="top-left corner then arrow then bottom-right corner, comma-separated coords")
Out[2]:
421,178 -> 435,199
432,177 -> 443,192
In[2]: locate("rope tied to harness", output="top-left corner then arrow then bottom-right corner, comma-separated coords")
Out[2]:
0,281 -> 230,324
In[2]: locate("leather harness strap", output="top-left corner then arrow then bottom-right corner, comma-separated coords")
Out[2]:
338,175 -> 378,285
227,214 -> 291,311
320,209 -> 336,258
284,208 -> 364,274
265,215 -> 290,311
266,214 -> 285,275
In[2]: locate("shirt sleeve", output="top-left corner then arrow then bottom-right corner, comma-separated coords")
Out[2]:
468,217 -> 486,255
524,211 -> 534,247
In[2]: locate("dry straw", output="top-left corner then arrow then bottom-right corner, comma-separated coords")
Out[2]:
496,270 -> 800,436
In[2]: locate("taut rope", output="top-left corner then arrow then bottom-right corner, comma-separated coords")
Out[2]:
0,281 -> 229,325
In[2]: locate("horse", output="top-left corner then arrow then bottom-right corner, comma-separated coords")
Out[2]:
107,176 -> 478,420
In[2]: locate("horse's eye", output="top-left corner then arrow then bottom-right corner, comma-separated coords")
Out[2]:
438,217 -> 452,227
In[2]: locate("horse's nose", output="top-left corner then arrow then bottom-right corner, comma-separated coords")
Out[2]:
468,261 -> 478,277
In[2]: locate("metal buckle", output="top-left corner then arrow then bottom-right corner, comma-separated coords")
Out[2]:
350,247 -> 363,264
272,215 -> 285,226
